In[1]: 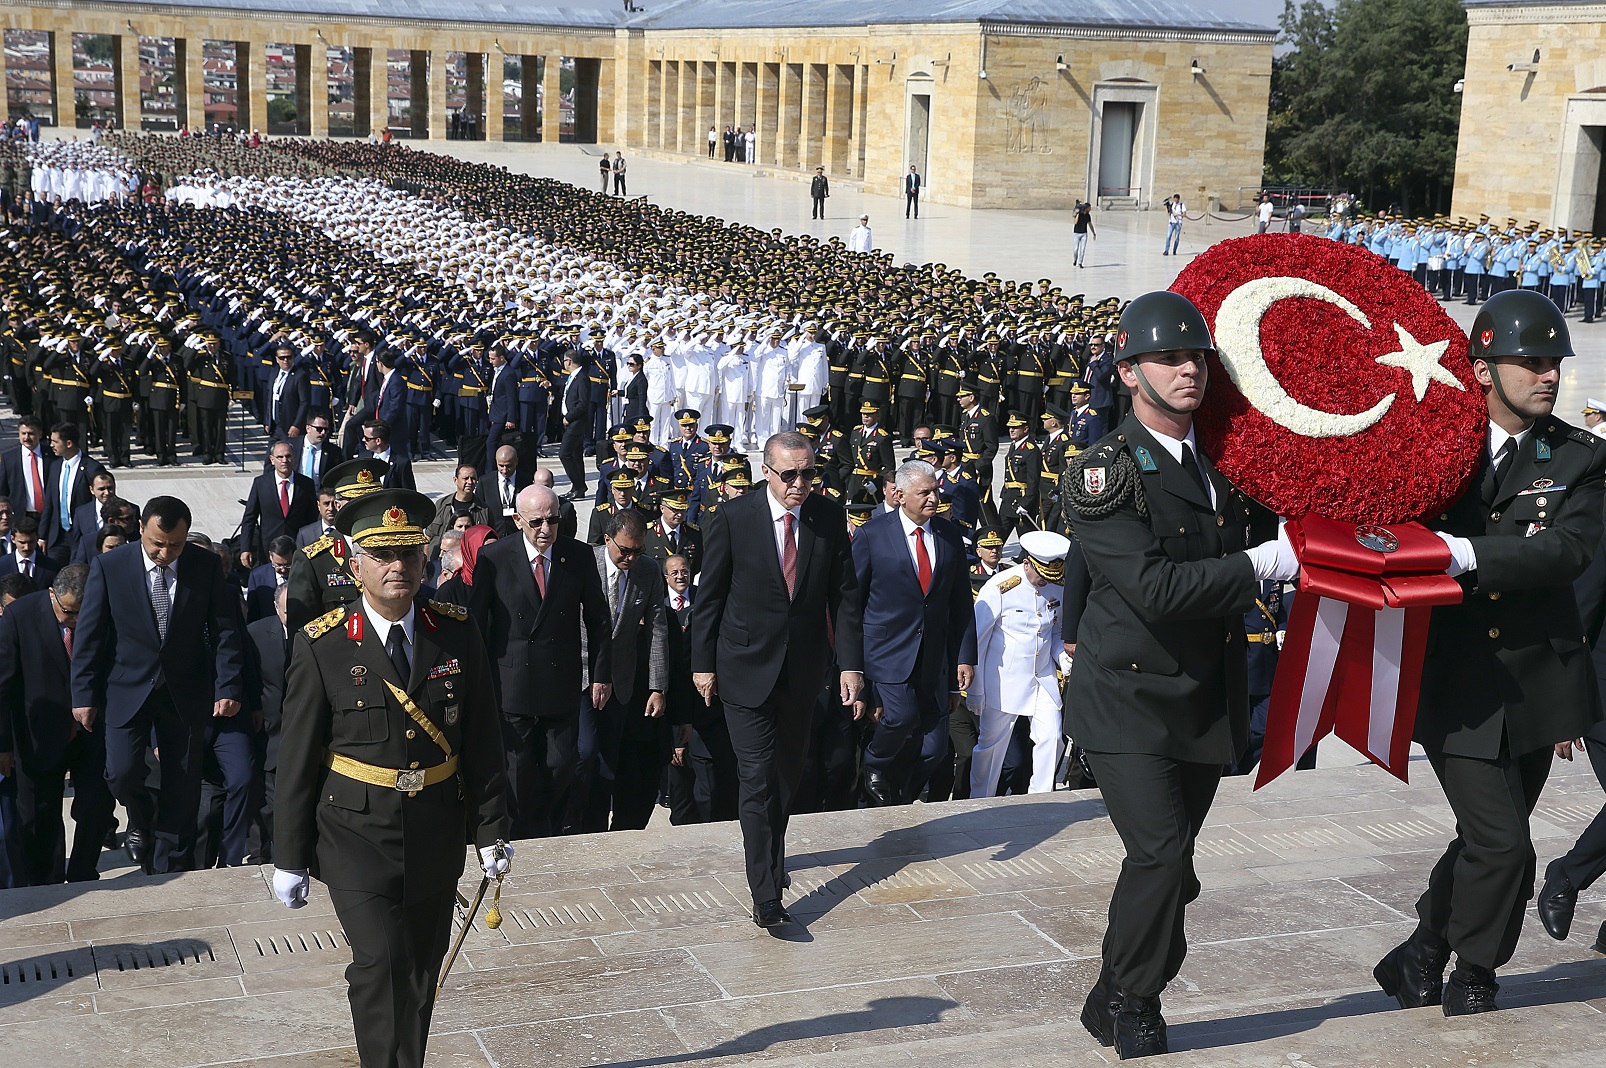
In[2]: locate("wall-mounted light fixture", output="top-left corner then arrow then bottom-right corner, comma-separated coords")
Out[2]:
1507,48 -> 1540,73
1190,58 -> 1206,77
875,51 -> 897,65
1056,55 -> 1068,73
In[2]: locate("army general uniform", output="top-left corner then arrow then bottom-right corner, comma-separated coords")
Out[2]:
277,489 -> 509,1068
1374,290 -> 1606,1016
286,459 -> 389,631
1062,293 -> 1268,1058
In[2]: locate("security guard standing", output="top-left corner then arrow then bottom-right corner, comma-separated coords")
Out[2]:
1374,289 -> 1606,1016
273,487 -> 510,1068
1061,291 -> 1293,1059
286,459 -> 389,631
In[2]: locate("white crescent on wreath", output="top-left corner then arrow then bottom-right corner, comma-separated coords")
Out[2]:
1214,276 -> 1465,440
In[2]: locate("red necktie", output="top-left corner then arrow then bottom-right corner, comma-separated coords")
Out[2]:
914,526 -> 932,594
278,479 -> 290,517
533,553 -> 547,597
782,512 -> 798,599
28,451 -> 43,511
63,626 -> 73,658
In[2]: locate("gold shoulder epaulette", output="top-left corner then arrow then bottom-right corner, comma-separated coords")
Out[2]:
428,599 -> 469,622
303,605 -> 347,640
303,533 -> 334,557
998,574 -> 1022,593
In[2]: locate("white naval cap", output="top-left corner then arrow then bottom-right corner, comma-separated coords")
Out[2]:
1017,530 -> 1071,576
1584,398 -> 1606,415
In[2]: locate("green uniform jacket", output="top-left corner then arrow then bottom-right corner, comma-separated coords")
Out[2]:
286,535 -> 361,632
1064,416 -> 1259,763
1420,417 -> 1606,758
276,597 -> 509,905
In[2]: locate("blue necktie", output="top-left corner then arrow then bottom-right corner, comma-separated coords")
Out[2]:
60,464 -> 72,532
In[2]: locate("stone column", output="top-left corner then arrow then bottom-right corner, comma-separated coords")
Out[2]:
409,49 -> 428,138
645,60 -> 661,148
757,62 -> 778,166
663,60 -> 679,151
246,42 -> 270,135
737,61 -> 756,136
366,46 -> 389,138
178,37 -> 205,131
541,54 -> 561,142
485,52 -> 504,142
51,30 -> 76,128
114,34 -> 139,131
780,62 -> 805,169
593,57 -> 614,143
466,51 -> 485,139
856,63 -> 869,176
427,50 -> 448,141
696,60 -> 715,153
306,44 -> 328,137
828,62 -> 854,175
802,63 -> 826,171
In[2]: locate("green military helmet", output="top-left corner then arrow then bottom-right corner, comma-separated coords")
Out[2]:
1469,289 -> 1573,362
1114,291 -> 1215,362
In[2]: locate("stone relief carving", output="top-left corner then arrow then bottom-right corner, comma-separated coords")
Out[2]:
1004,76 -> 1051,154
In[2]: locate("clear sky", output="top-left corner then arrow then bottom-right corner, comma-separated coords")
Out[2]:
1206,0 -> 1292,32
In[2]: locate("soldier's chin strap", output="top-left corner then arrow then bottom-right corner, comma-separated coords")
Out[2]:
1126,360 -> 1190,417
1483,356 -> 1560,423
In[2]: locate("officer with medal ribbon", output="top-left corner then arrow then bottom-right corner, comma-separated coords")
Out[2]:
273,488 -> 510,1068
1060,291 -> 1296,1059
285,458 -> 389,631
1374,289 -> 1606,1017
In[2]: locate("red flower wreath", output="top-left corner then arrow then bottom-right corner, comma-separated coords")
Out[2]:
1170,234 -> 1485,524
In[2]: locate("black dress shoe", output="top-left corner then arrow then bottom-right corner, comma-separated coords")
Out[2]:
1112,994 -> 1167,1059
1373,931 -> 1450,1009
781,872 -> 791,890
863,770 -> 896,807
751,899 -> 794,928
1079,963 -> 1122,1048
1442,962 -> 1499,1016
1593,920 -> 1606,955
124,828 -> 154,874
1537,860 -> 1577,940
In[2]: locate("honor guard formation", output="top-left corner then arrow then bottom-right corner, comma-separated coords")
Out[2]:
1,125 -> 1605,1068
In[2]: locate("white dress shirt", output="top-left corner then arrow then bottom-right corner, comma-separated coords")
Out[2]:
522,531 -> 553,580
141,547 -> 178,603
897,508 -> 933,575
361,598 -> 415,665
766,488 -> 802,571
1488,420 -> 1529,463
57,452 -> 82,528
1139,420 -> 1217,510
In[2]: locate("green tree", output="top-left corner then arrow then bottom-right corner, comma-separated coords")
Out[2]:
1266,0 -> 1466,214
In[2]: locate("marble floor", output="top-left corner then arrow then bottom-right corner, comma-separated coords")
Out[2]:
1,759 -> 1603,1067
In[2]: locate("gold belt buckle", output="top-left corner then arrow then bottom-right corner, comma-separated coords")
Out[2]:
395,769 -> 426,793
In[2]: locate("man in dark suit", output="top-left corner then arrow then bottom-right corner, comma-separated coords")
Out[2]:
239,440 -> 318,570
40,422 -> 104,564
485,343 -> 520,476
663,554 -> 738,824
470,483 -> 612,838
557,350 -> 591,499
371,350 -> 410,459
362,418 -> 416,491
70,495 -> 246,874
0,516 -> 57,587
0,416 -> 53,520
244,582 -> 289,863
1375,290 -> 1606,1016
575,508 -> 669,832
476,444 -> 528,538
853,460 -> 976,805
66,470 -> 119,565
0,565 -> 115,884
245,535 -> 296,622
1063,293 -> 1293,1058
689,430 -> 865,927
296,487 -> 342,550
905,164 -> 922,218
264,343 -> 308,440
291,408 -> 344,486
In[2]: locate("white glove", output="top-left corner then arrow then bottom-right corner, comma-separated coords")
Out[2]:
1243,522 -> 1299,582
1058,650 -> 1073,675
1435,531 -> 1477,578
272,867 -> 310,909
479,842 -> 513,879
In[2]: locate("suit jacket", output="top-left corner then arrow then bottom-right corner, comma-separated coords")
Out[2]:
1064,416 -> 1259,763
1421,417 -> 1606,758
662,589 -> 705,725
852,510 -> 976,695
560,369 -> 590,425
476,475 -> 528,538
373,370 -> 409,450
70,542 -> 246,725
584,544 -> 668,705
470,534 -> 612,715
276,597 -> 507,903
296,518 -> 341,550
245,614 -> 288,770
0,551 -> 58,586
240,472 -> 319,560
292,439 -> 345,486
245,564 -> 285,622
368,452 -> 416,491
488,361 -> 519,428
66,501 -> 108,564
40,453 -> 105,554
689,488 -> 864,709
0,445 -> 53,515
0,589 -> 74,772
266,367 -> 309,435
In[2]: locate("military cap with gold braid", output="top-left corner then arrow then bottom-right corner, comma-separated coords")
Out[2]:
323,458 -> 390,500
976,527 -> 1005,549
336,488 -> 434,548
1017,529 -> 1071,583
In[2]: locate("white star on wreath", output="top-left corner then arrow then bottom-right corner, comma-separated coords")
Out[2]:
1374,322 -> 1462,403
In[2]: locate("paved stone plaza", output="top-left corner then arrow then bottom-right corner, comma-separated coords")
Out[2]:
0,759 -> 1603,1066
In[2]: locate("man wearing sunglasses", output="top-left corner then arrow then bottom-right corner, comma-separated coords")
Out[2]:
689,431 -> 864,928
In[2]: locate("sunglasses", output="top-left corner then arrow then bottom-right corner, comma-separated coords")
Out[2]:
768,466 -> 819,485
525,515 -> 561,526
609,539 -> 645,558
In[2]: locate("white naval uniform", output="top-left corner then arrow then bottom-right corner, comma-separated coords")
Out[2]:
644,353 -> 677,446
969,564 -> 1064,797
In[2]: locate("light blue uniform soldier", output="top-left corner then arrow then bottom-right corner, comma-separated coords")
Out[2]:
1585,241 -> 1606,324
1464,231 -> 1489,305
1552,241 -> 1577,312
1520,242 -> 1543,290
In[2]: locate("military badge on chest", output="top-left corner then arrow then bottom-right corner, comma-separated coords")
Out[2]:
1083,466 -> 1106,496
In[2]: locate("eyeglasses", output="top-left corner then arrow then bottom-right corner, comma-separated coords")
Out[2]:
768,466 -> 819,485
362,546 -> 425,565
307,424 -> 329,433
525,515 -> 561,526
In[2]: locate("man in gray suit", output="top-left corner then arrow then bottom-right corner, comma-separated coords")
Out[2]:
574,508 -> 669,832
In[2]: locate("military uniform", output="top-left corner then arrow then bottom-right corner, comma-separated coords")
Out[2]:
997,415 -> 1040,538
276,489 -> 509,1068
845,403 -> 897,504
286,459 -> 389,632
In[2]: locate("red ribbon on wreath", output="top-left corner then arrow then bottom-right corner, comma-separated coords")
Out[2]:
1171,235 -> 1486,787
1255,515 -> 1463,787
